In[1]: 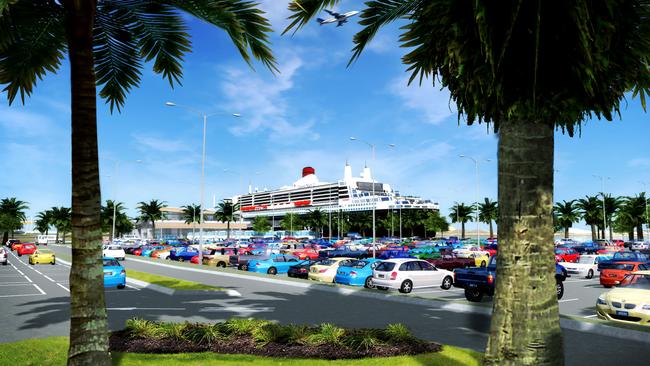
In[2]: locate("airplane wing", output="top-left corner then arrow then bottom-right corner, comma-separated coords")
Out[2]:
324,9 -> 341,18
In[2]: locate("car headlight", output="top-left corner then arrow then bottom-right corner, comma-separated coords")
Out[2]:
642,304 -> 650,311
597,296 -> 607,305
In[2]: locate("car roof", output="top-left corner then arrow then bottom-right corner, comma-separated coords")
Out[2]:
381,258 -> 419,263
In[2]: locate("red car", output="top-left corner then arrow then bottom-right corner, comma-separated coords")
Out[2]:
611,239 -> 625,247
425,254 -> 475,271
11,241 -> 24,251
554,247 -> 580,263
189,255 -> 201,264
482,244 -> 498,257
600,261 -> 649,287
291,248 -> 320,260
17,243 -> 37,256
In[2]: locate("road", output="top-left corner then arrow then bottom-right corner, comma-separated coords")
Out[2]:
1,245 -> 649,366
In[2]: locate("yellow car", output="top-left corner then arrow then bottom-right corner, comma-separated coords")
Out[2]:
308,257 -> 354,283
29,249 -> 56,265
596,270 -> 650,327
469,252 -> 490,267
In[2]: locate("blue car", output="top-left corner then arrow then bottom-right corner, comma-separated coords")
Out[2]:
334,258 -> 382,288
103,257 -> 126,289
169,247 -> 199,262
248,254 -> 303,275
141,245 -> 165,257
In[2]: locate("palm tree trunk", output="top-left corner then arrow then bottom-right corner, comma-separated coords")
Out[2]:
151,219 -> 156,240
590,225 -> 596,241
63,1 -> 110,364
485,121 -> 562,366
227,220 -> 231,239
461,222 -> 466,239
489,221 -> 494,238
564,227 -> 569,239
628,230 -> 634,241
637,224 -> 643,240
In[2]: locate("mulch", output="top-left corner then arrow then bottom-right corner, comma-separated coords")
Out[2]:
109,331 -> 442,359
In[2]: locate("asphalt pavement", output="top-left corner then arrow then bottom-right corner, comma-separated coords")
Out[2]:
2,245 -> 649,366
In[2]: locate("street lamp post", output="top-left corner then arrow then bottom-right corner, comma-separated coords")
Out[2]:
460,155 -> 491,244
103,158 -> 142,242
166,101 -> 240,265
593,175 -> 610,240
350,137 -> 396,258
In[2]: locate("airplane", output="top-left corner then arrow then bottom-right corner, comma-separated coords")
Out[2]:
317,9 -> 360,27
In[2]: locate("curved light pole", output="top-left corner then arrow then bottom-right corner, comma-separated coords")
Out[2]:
349,137 -> 395,257
460,155 -> 491,244
166,101 -> 240,264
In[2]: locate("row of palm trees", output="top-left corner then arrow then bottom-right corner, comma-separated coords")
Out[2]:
554,193 -> 648,241
449,198 -> 499,239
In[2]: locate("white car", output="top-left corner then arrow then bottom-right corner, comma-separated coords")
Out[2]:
372,258 -> 454,293
37,235 -> 56,245
560,254 -> 601,279
453,246 -> 490,259
103,245 -> 125,261
0,247 -> 8,265
632,241 -> 650,251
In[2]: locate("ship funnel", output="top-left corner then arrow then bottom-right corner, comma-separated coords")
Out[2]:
302,166 -> 315,177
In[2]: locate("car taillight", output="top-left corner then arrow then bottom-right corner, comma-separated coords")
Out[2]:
390,271 -> 398,280
487,274 -> 494,285
319,269 -> 328,273
255,262 -> 261,266
350,271 -> 357,278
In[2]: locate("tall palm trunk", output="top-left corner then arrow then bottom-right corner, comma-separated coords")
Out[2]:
628,231 -> 634,241
489,221 -> 494,238
461,222 -> 466,239
637,224 -> 643,240
564,226 -> 569,239
227,220 -> 231,239
590,225 -> 597,241
151,219 -> 156,240
63,1 -> 110,365
485,121 -> 562,366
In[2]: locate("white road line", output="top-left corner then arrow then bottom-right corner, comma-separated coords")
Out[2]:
56,283 -> 70,292
32,284 -> 46,295
559,298 -> 579,303
584,315 -> 598,318
0,293 -> 46,298
125,285 -> 140,290
43,275 -> 55,282
107,307 -> 185,311
0,283 -> 32,286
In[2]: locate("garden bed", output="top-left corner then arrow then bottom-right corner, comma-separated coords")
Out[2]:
110,318 -> 442,359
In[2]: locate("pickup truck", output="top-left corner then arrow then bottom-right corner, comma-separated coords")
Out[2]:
453,256 -> 567,302
597,251 -> 650,270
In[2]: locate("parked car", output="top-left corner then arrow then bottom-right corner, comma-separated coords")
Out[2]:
140,245 -> 165,257
6,239 -> 20,247
453,256 -> 566,302
560,254 -> 603,279
425,254 -> 476,271
377,249 -> 414,260
11,241 -> 23,251
573,241 -> 602,254
482,244 -> 498,257
554,247 -> 580,263
151,248 -> 172,259
319,245 -> 368,259
600,262 -> 649,288
248,254 -> 302,275
103,257 -> 126,289
453,246 -> 491,259
372,258 -> 454,293
17,243 -> 37,257
231,253 -> 272,270
596,270 -> 650,327
169,247 -> 200,262
103,245 -> 125,261
308,257 -> 355,283
334,258 -> 382,288
124,245 -> 143,255
632,241 -> 650,251
282,244 -> 320,260
28,249 -> 56,265
469,252 -> 490,267
202,248 -> 238,267
598,252 -> 650,270
288,259 -> 320,279
0,247 -> 8,265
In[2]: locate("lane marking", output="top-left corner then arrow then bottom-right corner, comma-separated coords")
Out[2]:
32,284 -> 46,295
584,315 -> 598,318
43,275 -> 55,282
56,283 -> 70,292
0,293 -> 46,298
107,307 -> 185,311
559,298 -> 579,303
0,283 -> 32,286
200,306 -> 273,314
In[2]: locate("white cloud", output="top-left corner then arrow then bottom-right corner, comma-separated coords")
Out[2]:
257,0 -> 291,32
0,106 -> 61,137
219,50 -> 320,142
131,134 -> 192,154
389,75 -> 456,124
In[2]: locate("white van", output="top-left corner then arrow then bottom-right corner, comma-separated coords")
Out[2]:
37,235 -> 57,245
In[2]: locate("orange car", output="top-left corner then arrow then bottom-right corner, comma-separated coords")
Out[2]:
600,261 -> 649,288
11,241 -> 23,251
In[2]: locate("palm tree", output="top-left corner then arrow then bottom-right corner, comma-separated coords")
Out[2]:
2,1 -> 276,363
478,198 -> 498,238
214,200 -> 240,239
50,207 -> 72,244
348,211 -> 372,237
252,215 -> 271,234
554,200 -> 580,239
424,210 -> 449,238
449,203 -> 474,239
100,200 -> 127,241
577,196 -> 602,241
286,1 -> 650,364
181,204 -> 201,241
617,194 -> 647,240
0,198 -> 29,244
137,200 -> 167,239
305,209 -> 327,237
35,210 -> 53,235
280,213 -> 301,236
602,194 -> 622,241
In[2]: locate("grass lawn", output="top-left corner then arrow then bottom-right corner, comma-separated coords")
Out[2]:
126,269 -> 224,291
0,337 -> 483,366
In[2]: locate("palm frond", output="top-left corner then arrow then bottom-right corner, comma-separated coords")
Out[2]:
283,0 -> 339,35
0,0 -> 65,104
94,1 -> 143,112
168,0 -> 277,73
349,0 -> 421,66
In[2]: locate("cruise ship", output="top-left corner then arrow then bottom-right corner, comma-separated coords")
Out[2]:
232,163 -> 439,218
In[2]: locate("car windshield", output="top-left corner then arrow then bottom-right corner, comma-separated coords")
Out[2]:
350,260 -> 370,269
103,259 -> 120,267
613,253 -> 639,260
318,260 -> 335,266
375,262 -> 396,272
619,274 -> 650,290
577,256 -> 594,264
609,264 -> 635,271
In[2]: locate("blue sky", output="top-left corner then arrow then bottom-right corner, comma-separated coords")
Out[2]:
1,1 -> 649,231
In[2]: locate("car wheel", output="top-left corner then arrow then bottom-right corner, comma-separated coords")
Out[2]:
2,262 -> 6,266
556,281 -> 564,300
464,288 -> 483,302
377,286 -> 388,291
18,253 -> 21,257
587,269 -> 594,279
603,285 -> 612,288
267,267 -> 277,275
480,260 -> 486,267
217,262 -> 226,268
364,276 -> 374,289
51,260 -> 55,265
178,258 -> 184,262
117,284 -> 125,289
241,264 -> 249,271
399,280 -> 413,294
441,276 -> 453,290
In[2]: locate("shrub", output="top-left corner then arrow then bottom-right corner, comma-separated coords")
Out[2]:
183,323 -> 227,345
383,323 -> 417,344
285,324 -> 313,345
251,323 -> 291,346
305,323 -> 345,345
125,318 -> 161,339
224,318 -> 270,336
342,329 -> 384,352
157,322 -> 188,341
